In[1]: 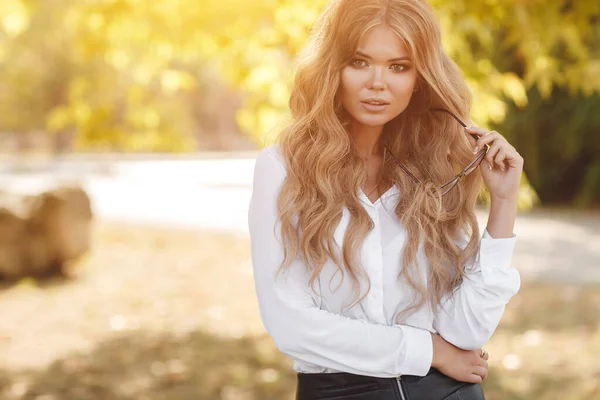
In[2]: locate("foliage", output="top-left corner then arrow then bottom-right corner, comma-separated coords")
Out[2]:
496,89 -> 600,207
0,0 -> 219,151
202,0 -> 600,140
204,0 -> 600,206
0,0 -> 598,203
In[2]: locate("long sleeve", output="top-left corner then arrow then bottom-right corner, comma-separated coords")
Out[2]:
432,229 -> 520,350
248,147 -> 433,378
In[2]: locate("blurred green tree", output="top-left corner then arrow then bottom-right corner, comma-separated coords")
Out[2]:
205,0 -> 600,206
437,0 -> 600,206
497,89 -> 600,208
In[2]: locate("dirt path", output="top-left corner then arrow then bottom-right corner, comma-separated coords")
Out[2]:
0,221 -> 598,400
498,207 -> 600,284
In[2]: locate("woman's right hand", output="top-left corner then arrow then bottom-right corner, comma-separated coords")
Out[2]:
430,333 -> 489,383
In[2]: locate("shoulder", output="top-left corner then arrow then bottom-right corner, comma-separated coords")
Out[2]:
256,143 -> 288,172
252,144 -> 291,191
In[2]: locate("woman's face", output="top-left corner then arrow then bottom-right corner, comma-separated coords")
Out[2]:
339,24 -> 418,128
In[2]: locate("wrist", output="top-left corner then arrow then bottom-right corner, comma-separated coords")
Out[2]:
487,197 -> 518,238
430,333 -> 444,369
490,195 -> 518,204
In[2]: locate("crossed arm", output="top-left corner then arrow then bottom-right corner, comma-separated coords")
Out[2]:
249,147 -> 520,378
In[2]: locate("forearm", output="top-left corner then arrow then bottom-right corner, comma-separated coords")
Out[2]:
486,197 -> 518,238
433,204 -> 520,349
250,148 -> 434,377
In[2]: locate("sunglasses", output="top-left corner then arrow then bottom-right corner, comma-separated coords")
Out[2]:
384,108 -> 490,196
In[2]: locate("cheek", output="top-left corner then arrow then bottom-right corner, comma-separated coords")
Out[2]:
340,70 -> 362,99
390,74 -> 418,96
389,77 -> 418,107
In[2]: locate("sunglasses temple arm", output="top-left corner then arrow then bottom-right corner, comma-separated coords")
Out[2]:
430,108 -> 468,128
384,146 -> 421,184
437,110 -> 491,145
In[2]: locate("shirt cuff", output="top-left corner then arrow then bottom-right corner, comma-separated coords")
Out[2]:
479,228 -> 517,270
398,325 -> 433,376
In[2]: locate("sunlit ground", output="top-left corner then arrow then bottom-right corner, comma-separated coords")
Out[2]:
0,222 -> 598,400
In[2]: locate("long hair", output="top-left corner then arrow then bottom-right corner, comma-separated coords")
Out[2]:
275,0 -> 483,322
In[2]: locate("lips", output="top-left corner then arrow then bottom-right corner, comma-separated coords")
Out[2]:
361,98 -> 390,105
360,101 -> 389,112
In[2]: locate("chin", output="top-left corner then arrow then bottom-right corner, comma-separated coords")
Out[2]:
353,114 -> 394,127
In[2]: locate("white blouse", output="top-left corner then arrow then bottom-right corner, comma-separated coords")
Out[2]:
248,144 -> 520,379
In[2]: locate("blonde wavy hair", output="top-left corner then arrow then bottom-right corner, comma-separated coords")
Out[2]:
275,0 -> 484,322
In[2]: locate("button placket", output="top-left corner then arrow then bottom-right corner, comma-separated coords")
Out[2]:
368,206 -> 386,323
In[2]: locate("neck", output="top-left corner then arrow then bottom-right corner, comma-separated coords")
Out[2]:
348,121 -> 385,160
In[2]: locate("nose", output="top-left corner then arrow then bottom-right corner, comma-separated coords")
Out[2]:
367,66 -> 386,90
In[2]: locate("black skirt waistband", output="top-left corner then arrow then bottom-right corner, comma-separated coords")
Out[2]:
296,370 -> 401,400
296,368 -> 485,400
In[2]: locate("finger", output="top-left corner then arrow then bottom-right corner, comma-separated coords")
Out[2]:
466,129 -> 505,153
494,149 -> 507,171
476,131 -> 505,153
484,140 -> 504,169
468,373 -> 483,384
464,126 -> 490,137
473,365 -> 488,380
503,147 -> 525,169
463,126 -> 480,146
464,130 -> 478,148
477,357 -> 489,369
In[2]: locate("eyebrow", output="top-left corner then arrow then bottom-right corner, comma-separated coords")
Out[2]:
355,51 -> 411,62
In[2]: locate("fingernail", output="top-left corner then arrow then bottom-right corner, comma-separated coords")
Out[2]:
473,147 -> 478,154
488,164 -> 492,170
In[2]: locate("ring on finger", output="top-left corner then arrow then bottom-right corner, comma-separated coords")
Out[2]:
481,349 -> 488,358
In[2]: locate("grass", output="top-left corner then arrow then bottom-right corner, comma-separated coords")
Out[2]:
0,221 -> 598,399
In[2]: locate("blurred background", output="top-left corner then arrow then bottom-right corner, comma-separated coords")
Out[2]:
0,0 -> 598,399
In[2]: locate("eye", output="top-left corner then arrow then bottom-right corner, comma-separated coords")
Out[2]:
391,64 -> 409,72
350,58 -> 367,68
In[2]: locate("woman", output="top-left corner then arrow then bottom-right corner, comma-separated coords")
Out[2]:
248,0 -> 522,399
